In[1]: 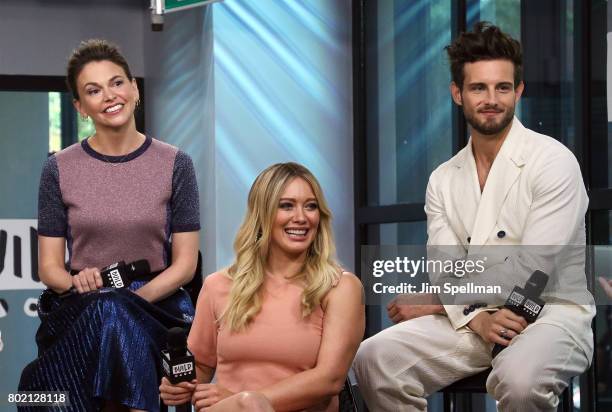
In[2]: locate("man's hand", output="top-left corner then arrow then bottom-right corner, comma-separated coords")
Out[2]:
192,383 -> 235,411
159,377 -> 196,406
468,309 -> 528,346
387,293 -> 445,323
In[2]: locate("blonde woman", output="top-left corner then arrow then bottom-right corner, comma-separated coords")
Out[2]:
160,162 -> 364,411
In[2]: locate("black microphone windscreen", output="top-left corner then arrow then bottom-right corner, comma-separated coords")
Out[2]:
129,260 -> 150,277
167,327 -> 187,350
526,270 -> 548,295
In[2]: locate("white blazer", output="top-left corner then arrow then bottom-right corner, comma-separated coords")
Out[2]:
425,117 -> 595,360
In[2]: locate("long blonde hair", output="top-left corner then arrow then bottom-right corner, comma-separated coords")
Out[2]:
222,162 -> 340,332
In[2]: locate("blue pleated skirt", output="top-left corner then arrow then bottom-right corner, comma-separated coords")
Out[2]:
18,281 -> 194,412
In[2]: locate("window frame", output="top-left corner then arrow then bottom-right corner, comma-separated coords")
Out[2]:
352,1 -> 611,410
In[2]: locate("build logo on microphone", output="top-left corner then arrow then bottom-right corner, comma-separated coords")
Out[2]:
172,362 -> 194,376
109,269 -> 124,288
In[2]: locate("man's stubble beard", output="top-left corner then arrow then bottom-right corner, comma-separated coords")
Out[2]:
464,105 -> 515,136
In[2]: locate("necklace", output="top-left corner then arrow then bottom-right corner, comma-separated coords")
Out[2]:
88,135 -> 132,166
100,152 -> 129,166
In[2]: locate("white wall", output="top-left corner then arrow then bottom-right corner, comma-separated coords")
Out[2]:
144,1 -> 354,275
0,0 -> 148,77
143,9 -> 217,275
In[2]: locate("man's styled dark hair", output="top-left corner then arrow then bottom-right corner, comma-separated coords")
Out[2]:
66,39 -> 133,100
445,21 -> 522,90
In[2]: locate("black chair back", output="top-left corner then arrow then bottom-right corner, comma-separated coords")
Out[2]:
183,250 -> 203,306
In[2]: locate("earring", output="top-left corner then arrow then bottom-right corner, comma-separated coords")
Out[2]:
256,229 -> 262,241
135,99 -> 141,108
80,113 -> 89,121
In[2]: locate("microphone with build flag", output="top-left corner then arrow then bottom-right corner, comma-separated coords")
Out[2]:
59,259 -> 151,298
161,327 -> 196,412
100,260 -> 150,288
492,270 -> 549,358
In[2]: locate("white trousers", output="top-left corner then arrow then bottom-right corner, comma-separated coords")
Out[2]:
353,314 -> 589,412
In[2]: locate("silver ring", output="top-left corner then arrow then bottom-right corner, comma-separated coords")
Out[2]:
499,328 -> 508,338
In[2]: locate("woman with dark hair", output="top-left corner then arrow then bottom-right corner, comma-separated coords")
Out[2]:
19,39 -> 200,412
160,162 -> 364,411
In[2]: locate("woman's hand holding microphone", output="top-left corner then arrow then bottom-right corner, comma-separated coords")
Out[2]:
71,267 -> 103,293
159,377 -> 235,411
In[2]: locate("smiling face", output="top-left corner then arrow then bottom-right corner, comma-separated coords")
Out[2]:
451,59 -> 524,137
269,177 -> 320,259
73,60 -> 139,131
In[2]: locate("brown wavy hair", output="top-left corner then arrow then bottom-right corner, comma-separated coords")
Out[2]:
445,21 -> 522,90
66,39 -> 133,100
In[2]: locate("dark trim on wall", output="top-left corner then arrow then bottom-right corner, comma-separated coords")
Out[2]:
576,0 -> 591,188
352,0 -> 367,274
60,93 -> 77,149
135,77 -> 145,134
357,204 -> 427,225
0,75 -> 146,135
451,0 -> 468,154
588,189 -> 612,210
352,0 -> 366,211
0,75 -> 68,92
352,0 -> 383,342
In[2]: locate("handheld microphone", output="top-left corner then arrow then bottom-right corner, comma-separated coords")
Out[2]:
161,327 -> 195,411
100,260 -> 150,288
162,327 -> 196,383
492,270 -> 548,358
59,259 -> 150,298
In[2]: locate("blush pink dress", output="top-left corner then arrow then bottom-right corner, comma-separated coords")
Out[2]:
188,272 -> 338,412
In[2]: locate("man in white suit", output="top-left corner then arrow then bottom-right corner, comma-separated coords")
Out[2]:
353,22 -> 595,411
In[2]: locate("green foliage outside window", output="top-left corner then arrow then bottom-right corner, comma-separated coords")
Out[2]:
78,115 -> 95,141
48,92 -> 61,153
